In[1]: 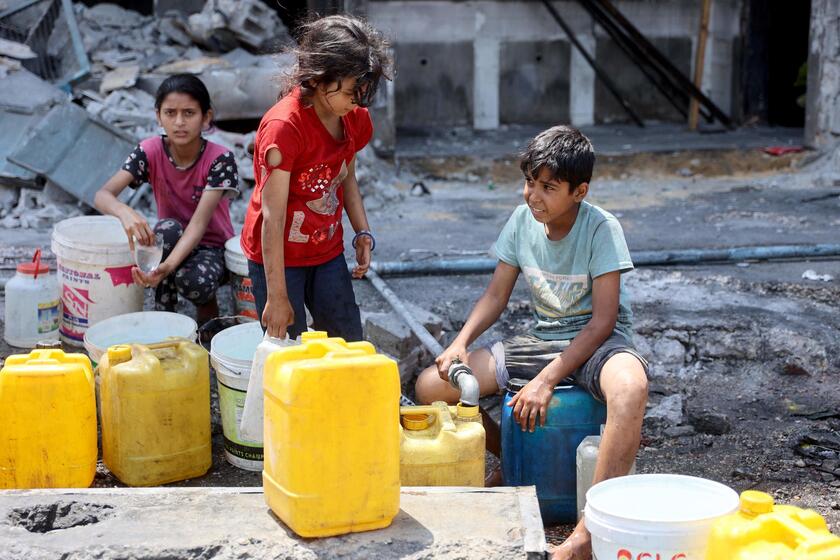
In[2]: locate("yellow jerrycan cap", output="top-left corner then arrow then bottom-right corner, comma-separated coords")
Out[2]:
402,413 -> 434,431
739,490 -> 774,515
107,345 -> 132,365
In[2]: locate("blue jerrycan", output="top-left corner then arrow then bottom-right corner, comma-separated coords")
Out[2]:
501,378 -> 606,524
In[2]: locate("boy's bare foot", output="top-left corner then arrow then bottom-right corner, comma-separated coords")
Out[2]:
484,465 -> 503,487
549,523 -> 591,560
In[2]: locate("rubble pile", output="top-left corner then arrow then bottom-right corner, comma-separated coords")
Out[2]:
0,0 -> 400,232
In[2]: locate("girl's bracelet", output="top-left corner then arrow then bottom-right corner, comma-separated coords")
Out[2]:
352,230 -> 376,252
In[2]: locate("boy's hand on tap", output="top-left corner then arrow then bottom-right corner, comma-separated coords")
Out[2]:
435,343 -> 467,382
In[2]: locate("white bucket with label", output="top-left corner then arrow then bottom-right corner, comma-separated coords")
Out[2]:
224,235 -> 258,321
209,321 -> 264,471
51,216 -> 143,346
84,311 -> 198,367
585,474 -> 739,560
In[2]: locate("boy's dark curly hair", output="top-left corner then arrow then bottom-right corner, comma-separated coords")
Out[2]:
520,125 -> 595,190
280,14 -> 392,107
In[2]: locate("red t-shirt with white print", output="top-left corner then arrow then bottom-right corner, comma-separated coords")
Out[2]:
240,88 -> 373,266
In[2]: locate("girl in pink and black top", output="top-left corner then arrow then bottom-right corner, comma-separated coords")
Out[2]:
240,15 -> 391,341
94,74 -> 239,325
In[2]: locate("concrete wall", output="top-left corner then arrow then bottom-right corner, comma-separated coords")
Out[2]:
805,0 -> 840,148
367,0 -> 743,129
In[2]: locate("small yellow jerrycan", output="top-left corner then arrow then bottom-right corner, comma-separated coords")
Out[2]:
400,401 -> 485,487
99,339 -> 211,486
0,349 -> 96,489
263,331 -> 401,538
706,490 -> 840,559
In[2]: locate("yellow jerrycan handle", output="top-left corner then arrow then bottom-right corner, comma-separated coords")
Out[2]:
400,401 -> 457,432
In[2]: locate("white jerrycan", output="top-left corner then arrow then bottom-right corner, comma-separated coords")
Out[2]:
239,334 -> 297,441
576,432 -> 637,521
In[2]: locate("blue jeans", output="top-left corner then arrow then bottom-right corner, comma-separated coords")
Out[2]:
247,254 -> 363,341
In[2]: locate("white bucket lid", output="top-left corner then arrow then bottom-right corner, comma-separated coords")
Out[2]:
52,216 -> 133,266
83,311 -> 198,362
585,474 -> 739,545
224,235 -> 249,277
210,321 -> 263,378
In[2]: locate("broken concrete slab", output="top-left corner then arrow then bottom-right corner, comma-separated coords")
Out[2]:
199,64 -> 290,120
0,486 -> 546,559
364,301 -> 443,360
7,102 -> 135,207
99,65 -> 139,95
187,0 -> 290,52
155,56 -> 230,75
0,110 -> 39,184
0,38 -> 35,60
0,67 -> 67,113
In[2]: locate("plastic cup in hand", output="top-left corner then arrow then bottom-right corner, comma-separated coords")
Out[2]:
134,233 -> 164,274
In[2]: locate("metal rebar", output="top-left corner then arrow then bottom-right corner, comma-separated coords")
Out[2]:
540,0 -> 645,128
594,0 -> 733,128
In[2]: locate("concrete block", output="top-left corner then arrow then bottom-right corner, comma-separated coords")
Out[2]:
594,36 -> 692,123
0,486 -> 546,559
364,302 -> 443,360
394,41 -> 473,127
474,37 -> 500,130
500,39 -> 571,125
0,67 -> 66,114
215,0 -> 284,49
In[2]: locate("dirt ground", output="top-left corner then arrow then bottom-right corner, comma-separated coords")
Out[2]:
2,140 -> 839,552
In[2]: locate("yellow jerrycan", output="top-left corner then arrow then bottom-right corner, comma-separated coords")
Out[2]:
400,401 -> 485,487
99,339 -> 211,486
0,349 -> 96,488
706,490 -> 840,559
263,331 -> 401,537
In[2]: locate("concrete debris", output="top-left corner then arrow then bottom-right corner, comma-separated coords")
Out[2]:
802,269 -> 834,282
0,187 -> 82,230
356,146 -> 405,210
0,56 -> 22,78
188,0 -> 291,51
7,102 -> 135,207
645,394 -> 684,427
364,302 -> 443,361
687,409 -> 732,435
0,67 -> 67,114
0,38 -> 36,60
155,56 -> 230,75
99,65 -> 140,95
158,12 -> 194,47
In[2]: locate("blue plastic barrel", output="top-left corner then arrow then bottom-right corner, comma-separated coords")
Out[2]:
501,378 -> 607,524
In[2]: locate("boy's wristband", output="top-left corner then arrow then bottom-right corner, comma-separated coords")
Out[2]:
352,230 -> 376,251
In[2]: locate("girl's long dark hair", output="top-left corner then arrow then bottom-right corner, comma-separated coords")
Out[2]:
280,14 -> 392,107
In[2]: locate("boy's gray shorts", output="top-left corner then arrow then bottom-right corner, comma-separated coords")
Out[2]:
487,332 -> 649,403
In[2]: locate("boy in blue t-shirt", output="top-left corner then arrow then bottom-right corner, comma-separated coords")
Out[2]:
415,125 -> 649,560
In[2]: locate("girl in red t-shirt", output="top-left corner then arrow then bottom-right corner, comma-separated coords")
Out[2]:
94,74 -> 239,325
240,15 -> 392,340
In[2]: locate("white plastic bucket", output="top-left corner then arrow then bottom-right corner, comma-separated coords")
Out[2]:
83,311 -> 198,366
209,321 -> 264,471
224,235 -> 258,321
585,474 -> 739,560
52,216 -> 143,346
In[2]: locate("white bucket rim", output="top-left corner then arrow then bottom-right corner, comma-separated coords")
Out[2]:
585,474 -> 738,538
83,311 -> 198,361
209,321 -> 263,380
52,216 -> 132,257
224,235 -> 248,277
